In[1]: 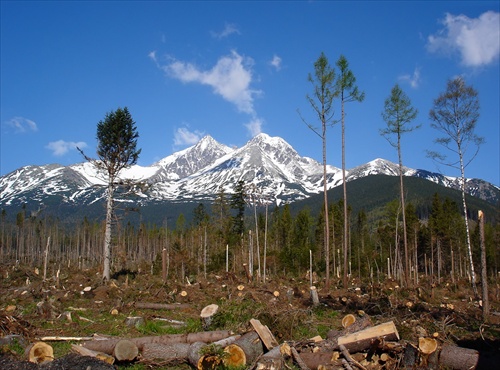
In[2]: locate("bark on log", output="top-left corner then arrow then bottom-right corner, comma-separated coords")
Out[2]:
438,345 -> 479,370
134,302 -> 190,310
224,331 -> 264,367
327,315 -> 373,345
113,339 -> 138,362
255,345 -> 284,370
142,342 -> 190,364
82,330 -> 233,354
337,321 -> 399,353
25,342 -> 54,364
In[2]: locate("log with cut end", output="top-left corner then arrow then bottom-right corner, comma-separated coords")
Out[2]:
337,321 -> 399,353
418,337 -> 438,355
25,341 -> 54,364
82,330 -> 233,354
186,335 -> 241,370
224,331 -> 264,367
438,345 -> 479,370
299,352 -> 341,370
341,314 -> 356,328
113,339 -> 139,362
200,304 -> 219,330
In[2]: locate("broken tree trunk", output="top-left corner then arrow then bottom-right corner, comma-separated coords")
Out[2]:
224,331 -> 264,367
337,321 -> 399,353
250,318 -> 279,350
113,339 -> 139,362
439,345 -> 479,370
82,330 -> 233,354
25,341 -> 53,364
255,344 -> 284,370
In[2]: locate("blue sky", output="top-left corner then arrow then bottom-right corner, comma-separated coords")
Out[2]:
1,1 -> 499,186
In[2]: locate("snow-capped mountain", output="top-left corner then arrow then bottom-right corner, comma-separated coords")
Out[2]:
1,133 -> 498,210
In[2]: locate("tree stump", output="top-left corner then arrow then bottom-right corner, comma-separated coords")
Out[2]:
200,304 -> 219,330
224,331 -> 264,367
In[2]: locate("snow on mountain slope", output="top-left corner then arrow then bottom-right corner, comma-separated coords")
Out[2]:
0,133 -> 497,207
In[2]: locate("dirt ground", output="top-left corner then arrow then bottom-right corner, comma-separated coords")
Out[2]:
1,264 -> 499,369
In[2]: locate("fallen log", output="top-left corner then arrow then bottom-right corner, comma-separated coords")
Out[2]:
224,331 -> 264,367
337,321 -> 399,353
70,344 -> 115,365
134,302 -> 190,310
327,314 -> 373,344
142,342 -> 191,365
82,330 -> 233,354
299,352 -> 340,369
250,318 -> 279,350
438,344 -> 479,370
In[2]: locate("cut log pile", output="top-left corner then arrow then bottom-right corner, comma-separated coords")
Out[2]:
3,307 -> 482,370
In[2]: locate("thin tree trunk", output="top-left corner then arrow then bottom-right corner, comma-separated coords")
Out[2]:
342,100 -> 348,288
478,210 -> 489,322
103,180 -> 114,281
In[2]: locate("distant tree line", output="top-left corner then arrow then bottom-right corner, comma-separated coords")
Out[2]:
1,187 -> 498,287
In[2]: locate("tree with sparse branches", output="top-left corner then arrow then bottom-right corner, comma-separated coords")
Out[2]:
298,52 -> 337,288
428,76 -> 483,297
335,55 -> 364,288
79,107 -> 141,281
380,84 -> 419,287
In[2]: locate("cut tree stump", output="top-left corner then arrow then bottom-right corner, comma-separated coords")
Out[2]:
438,345 -> 479,370
25,341 -> 53,364
310,286 -> 320,306
113,339 -> 139,362
337,321 -> 399,353
224,331 -> 264,367
125,316 -> 144,328
200,304 -> 219,330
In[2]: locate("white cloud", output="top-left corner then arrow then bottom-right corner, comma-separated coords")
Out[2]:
427,11 -> 500,67
4,116 -> 38,133
46,140 -> 87,156
211,23 -> 240,39
270,55 -> 282,70
399,67 -> 421,88
163,50 -> 261,115
173,127 -> 204,147
245,117 -> 263,137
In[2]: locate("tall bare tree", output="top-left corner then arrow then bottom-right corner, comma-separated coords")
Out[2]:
299,52 -> 337,288
80,107 -> 141,281
335,55 -> 365,288
428,76 -> 483,296
380,84 -> 419,287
